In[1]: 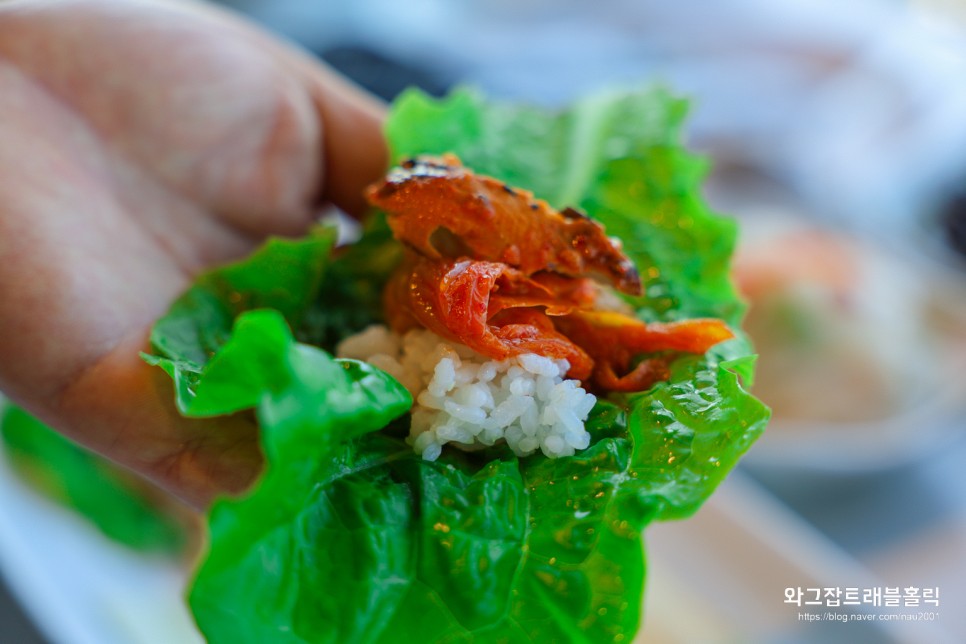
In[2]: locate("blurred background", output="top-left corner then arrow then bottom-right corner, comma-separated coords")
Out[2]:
3,0 -> 966,642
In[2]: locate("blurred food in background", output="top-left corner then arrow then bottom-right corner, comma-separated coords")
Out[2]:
729,209 -> 966,471
735,215 -> 931,424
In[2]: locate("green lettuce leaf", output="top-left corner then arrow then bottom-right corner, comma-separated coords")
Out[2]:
298,213 -> 403,352
189,402 -> 413,644
145,228 -> 336,414
145,86 -> 769,642
0,405 -> 186,553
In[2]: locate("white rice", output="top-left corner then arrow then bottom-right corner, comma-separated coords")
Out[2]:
336,325 -> 596,461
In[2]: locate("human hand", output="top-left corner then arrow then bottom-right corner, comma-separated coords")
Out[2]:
0,0 -> 387,508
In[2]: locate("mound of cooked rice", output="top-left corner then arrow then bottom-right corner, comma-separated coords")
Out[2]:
336,325 -> 596,460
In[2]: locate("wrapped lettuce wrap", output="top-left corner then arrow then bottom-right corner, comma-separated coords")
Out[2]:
144,87 -> 769,642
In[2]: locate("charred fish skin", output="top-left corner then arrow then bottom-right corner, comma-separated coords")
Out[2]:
366,154 -> 643,296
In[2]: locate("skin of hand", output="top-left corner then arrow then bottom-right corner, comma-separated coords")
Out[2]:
0,0 -> 388,509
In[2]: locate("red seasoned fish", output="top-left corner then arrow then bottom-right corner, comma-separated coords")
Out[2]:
366,154 -> 642,295
370,155 -> 734,393
553,311 -> 735,392
385,254 -> 594,380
